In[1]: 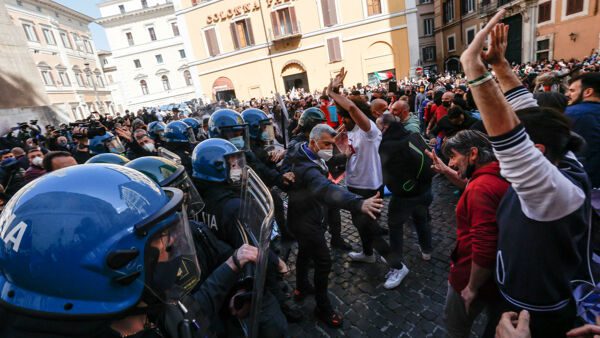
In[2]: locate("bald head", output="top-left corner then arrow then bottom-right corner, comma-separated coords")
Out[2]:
11,147 -> 25,157
370,99 -> 388,118
390,100 -> 410,121
442,91 -> 455,106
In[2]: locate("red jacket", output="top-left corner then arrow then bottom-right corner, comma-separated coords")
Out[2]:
449,161 -> 509,299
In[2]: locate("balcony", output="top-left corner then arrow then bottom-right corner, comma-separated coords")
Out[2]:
269,21 -> 302,43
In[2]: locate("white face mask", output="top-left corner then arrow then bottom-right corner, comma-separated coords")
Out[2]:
142,143 -> 156,153
229,168 -> 242,183
315,142 -> 333,161
31,156 -> 43,167
229,136 -> 245,150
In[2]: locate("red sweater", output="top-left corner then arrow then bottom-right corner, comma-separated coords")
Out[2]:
449,161 -> 509,299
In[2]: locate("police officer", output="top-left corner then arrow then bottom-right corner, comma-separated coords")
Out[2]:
191,139 -> 290,335
148,121 -> 167,146
164,120 -> 197,174
85,152 -> 130,165
88,132 -> 126,156
183,117 -> 202,141
0,164 -> 260,337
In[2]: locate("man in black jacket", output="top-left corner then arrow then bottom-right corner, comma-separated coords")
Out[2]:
378,114 -> 434,289
288,124 -> 383,328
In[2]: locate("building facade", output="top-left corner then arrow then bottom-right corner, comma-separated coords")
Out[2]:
98,50 -> 125,113
97,0 -> 198,112
535,0 -> 600,61
174,0 -> 419,102
416,0 -> 437,73
4,0 -> 114,120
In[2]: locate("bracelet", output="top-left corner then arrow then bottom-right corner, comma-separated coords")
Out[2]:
231,249 -> 242,271
467,72 -> 491,85
468,72 -> 494,88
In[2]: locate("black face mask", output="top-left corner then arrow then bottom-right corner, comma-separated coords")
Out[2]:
442,101 -> 451,108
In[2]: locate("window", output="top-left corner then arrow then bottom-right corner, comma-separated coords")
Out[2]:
141,0 -> 148,8
36,6 -> 41,12
148,27 -> 157,41
566,0 -> 584,15
443,0 -> 455,23
42,28 -> 56,45
155,54 -> 163,64
538,2 -> 551,22
423,18 -> 434,36
204,28 -> 220,56
321,0 -> 338,27
230,19 -> 255,49
75,72 -> 84,87
134,59 -> 142,68
367,0 -> 382,16
184,70 -> 192,86
536,39 -> 551,61
60,31 -> 72,48
59,71 -> 71,86
270,7 -> 300,38
22,23 -> 39,42
16,0 -> 22,6
466,27 -> 476,44
126,32 -> 134,46
179,49 -> 186,58
119,5 -> 125,14
72,33 -> 82,50
84,40 -> 93,53
423,46 -> 436,62
171,22 -> 180,36
96,75 -> 105,88
161,75 -> 171,90
87,74 -> 95,87
40,70 -> 55,86
140,80 -> 148,95
462,0 -> 475,14
108,74 -> 113,84
497,0 -> 512,6
420,0 -> 432,3
326,36 -> 342,63
447,35 -> 456,51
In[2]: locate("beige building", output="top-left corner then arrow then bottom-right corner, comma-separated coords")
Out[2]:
174,0 -> 420,102
535,0 -> 600,61
4,0 -> 114,120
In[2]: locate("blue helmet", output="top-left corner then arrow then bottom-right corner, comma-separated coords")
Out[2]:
0,164 -> 200,317
241,108 -> 274,142
147,121 -> 166,141
183,118 -> 201,135
89,132 -> 125,155
208,109 -> 249,150
191,138 -> 245,183
164,120 -> 197,143
85,153 -> 130,165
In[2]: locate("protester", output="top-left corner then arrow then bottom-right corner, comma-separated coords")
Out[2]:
23,148 -> 46,183
390,100 -> 420,133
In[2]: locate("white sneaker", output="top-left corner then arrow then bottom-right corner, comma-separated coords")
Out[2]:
419,246 -> 432,261
348,251 -> 376,263
383,265 -> 409,289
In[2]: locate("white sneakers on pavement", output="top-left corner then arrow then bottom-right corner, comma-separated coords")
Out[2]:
348,251 -> 376,263
384,265 -> 410,289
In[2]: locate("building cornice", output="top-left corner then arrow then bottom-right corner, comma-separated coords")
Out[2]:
35,0 -> 95,23
96,3 -> 174,25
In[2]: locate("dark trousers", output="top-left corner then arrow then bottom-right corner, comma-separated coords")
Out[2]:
497,298 -> 577,338
388,190 -> 433,265
327,207 -> 342,243
347,186 -> 399,268
295,228 -> 333,311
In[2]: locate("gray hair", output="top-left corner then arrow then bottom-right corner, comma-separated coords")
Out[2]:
309,124 -> 336,141
442,130 -> 496,164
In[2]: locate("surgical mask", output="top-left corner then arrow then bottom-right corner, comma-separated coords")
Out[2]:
260,131 -> 271,142
31,156 -> 43,167
229,168 -> 242,183
318,149 -> 333,161
229,136 -> 245,150
143,143 -> 156,153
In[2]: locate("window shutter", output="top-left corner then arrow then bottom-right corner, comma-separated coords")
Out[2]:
334,37 -> 342,61
205,29 -> 218,56
327,38 -> 335,62
328,0 -> 338,26
245,18 -> 255,45
289,7 -> 299,33
230,22 -> 240,50
327,37 -> 341,62
321,0 -> 331,26
270,11 -> 280,37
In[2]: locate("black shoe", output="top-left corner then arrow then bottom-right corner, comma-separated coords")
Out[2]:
314,307 -> 343,328
293,284 -> 315,302
331,239 -> 352,251
281,300 -> 303,323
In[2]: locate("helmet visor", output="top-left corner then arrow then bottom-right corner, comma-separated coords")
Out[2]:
145,210 -> 201,302
259,122 -> 275,144
170,172 -> 205,222
186,127 -> 197,144
106,137 -> 125,154
225,151 -> 246,185
221,125 -> 250,151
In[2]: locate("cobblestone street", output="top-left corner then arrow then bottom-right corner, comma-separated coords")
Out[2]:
286,176 -> 486,337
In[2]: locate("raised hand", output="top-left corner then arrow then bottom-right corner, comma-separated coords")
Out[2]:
481,23 -> 509,66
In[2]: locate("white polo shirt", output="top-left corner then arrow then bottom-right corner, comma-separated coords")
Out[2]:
345,120 -> 383,190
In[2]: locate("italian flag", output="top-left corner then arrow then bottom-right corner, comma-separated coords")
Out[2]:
375,71 -> 394,81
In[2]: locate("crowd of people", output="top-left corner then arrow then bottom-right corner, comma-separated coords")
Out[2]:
0,9 -> 599,338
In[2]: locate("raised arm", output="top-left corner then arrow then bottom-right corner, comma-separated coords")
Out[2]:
328,67 -> 372,132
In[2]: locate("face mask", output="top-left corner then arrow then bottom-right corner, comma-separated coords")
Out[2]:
31,156 -> 43,167
260,131 -> 271,142
465,161 -> 476,179
229,168 -> 242,183
143,143 -> 156,153
318,149 -> 333,161
442,101 -> 451,108
229,136 -> 245,150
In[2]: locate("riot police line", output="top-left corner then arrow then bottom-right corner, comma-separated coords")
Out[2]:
0,102 -> 387,337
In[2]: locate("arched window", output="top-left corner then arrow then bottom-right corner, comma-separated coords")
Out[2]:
140,80 -> 148,95
183,70 -> 192,86
162,75 -> 170,90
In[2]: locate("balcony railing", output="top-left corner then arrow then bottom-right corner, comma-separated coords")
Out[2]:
269,21 -> 302,42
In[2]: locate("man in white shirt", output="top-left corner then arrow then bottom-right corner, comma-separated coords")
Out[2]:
328,68 -> 406,288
